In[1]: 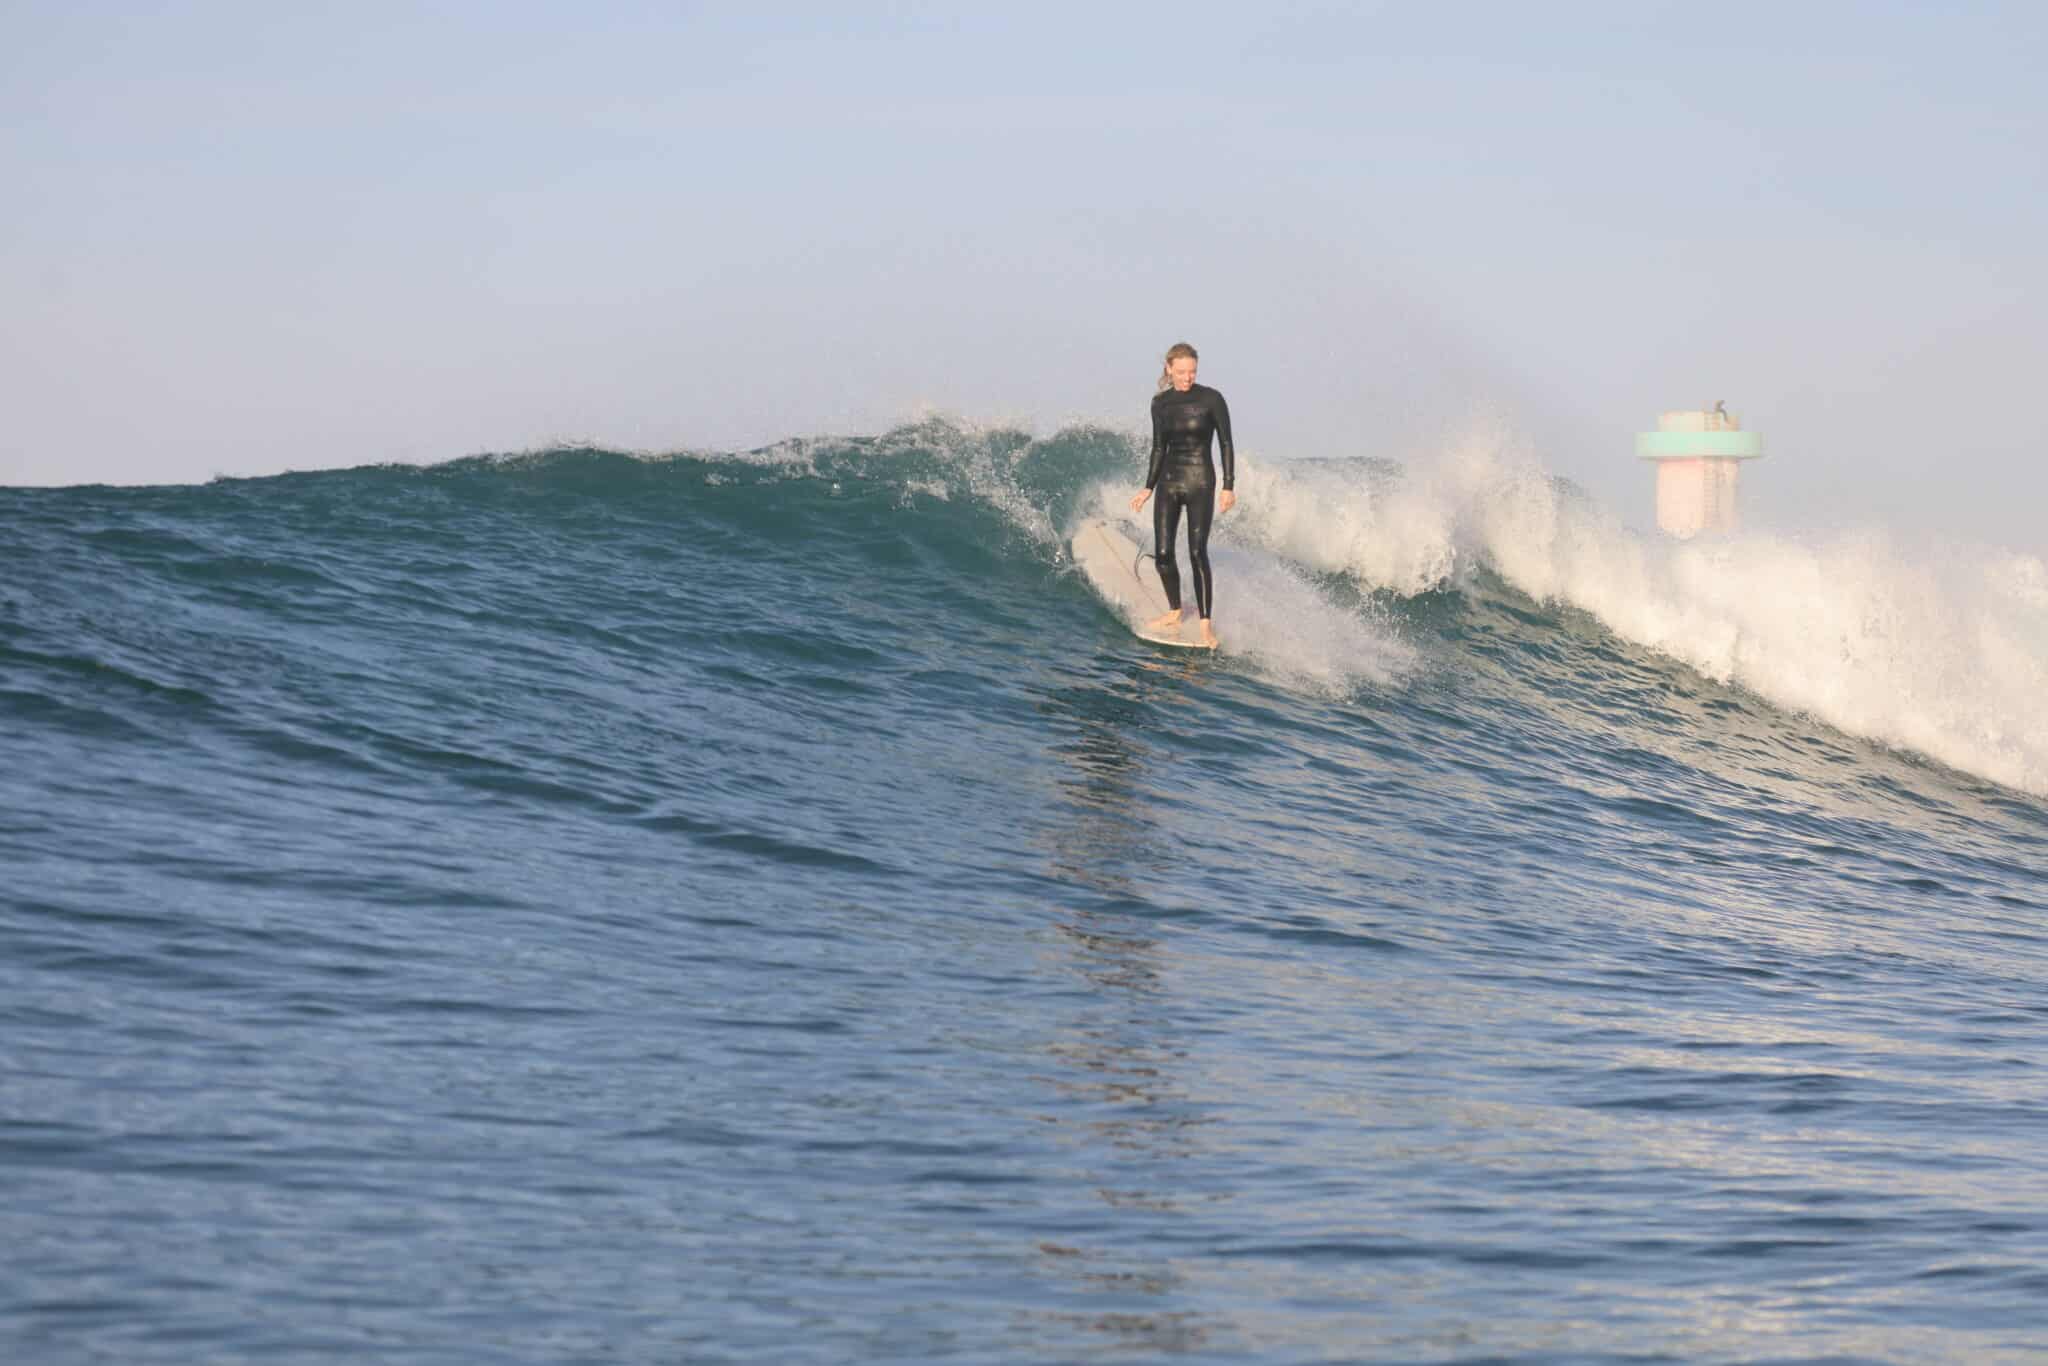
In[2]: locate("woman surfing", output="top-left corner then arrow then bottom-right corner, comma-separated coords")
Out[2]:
1129,342 -> 1236,649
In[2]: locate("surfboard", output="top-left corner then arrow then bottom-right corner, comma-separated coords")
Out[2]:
1069,517 -> 1213,649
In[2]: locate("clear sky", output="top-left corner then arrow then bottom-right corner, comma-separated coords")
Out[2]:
5,2 -> 2044,547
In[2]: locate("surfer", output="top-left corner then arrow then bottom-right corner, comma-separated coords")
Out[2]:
1130,342 -> 1235,648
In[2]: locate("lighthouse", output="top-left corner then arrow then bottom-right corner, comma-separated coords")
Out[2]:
1635,403 -> 1763,538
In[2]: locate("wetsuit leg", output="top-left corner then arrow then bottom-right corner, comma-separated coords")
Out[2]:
1184,487 -> 1217,619
1152,489 -> 1186,611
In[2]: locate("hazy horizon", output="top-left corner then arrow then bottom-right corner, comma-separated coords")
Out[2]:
5,3 -> 2044,550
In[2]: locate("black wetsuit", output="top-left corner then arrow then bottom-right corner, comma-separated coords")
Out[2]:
1145,383 -> 1234,619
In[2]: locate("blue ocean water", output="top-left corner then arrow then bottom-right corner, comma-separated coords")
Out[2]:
4,423 -> 2047,1364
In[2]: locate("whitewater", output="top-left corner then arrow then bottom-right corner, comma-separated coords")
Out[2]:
4,420 -> 2046,1363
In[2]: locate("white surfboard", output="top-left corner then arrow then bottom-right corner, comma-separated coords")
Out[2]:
1069,517 -> 1213,649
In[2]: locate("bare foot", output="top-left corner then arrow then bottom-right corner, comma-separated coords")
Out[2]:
1145,609 -> 1185,633
1199,619 -> 1219,649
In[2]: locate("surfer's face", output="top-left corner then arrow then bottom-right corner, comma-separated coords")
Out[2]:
1168,356 -> 1197,391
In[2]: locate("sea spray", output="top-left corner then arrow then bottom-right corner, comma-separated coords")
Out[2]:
1228,418 -> 2048,795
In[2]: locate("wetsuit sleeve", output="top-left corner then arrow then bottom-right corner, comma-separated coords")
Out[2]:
1144,397 -> 1167,490
1212,390 -> 1235,491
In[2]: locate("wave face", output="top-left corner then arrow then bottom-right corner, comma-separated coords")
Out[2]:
5,422 -> 2047,1362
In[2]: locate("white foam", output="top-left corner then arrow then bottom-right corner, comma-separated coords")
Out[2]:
1232,419 -> 2048,796
1075,483 -> 1416,695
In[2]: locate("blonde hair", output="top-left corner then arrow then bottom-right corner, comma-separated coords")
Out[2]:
1156,342 -> 1199,392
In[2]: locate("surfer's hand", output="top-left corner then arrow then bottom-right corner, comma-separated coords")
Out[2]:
1130,489 -> 1151,513
1219,489 -> 1237,515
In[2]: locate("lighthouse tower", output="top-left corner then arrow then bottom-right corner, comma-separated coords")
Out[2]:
1635,404 -> 1763,538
